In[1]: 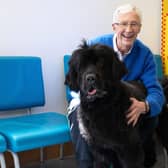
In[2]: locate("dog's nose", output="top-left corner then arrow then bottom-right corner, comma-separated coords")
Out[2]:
86,74 -> 96,83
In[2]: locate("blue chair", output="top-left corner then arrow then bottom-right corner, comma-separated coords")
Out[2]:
0,56 -> 71,168
154,54 -> 164,79
63,55 -> 73,103
0,135 -> 6,168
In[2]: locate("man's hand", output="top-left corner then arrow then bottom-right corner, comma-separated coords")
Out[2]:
126,97 -> 147,127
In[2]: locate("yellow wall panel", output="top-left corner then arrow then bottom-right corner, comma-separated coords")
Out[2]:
161,0 -> 168,74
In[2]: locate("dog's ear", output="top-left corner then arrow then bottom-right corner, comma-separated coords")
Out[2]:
112,52 -> 128,80
65,40 -> 89,91
64,52 -> 80,92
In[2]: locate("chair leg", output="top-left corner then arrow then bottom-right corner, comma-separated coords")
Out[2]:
163,147 -> 168,168
9,151 -> 20,168
59,144 -> 64,159
0,153 -> 6,168
40,148 -> 44,163
40,147 -> 47,168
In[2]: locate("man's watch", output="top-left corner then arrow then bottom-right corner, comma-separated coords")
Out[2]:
145,101 -> 150,113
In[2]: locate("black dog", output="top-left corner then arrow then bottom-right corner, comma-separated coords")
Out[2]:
65,41 -> 168,168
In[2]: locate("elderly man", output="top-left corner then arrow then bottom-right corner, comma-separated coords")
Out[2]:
67,4 -> 165,168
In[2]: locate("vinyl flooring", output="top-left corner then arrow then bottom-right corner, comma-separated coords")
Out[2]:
24,141 -> 167,168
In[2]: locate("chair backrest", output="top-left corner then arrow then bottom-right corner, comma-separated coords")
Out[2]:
63,55 -> 72,102
154,55 -> 164,79
0,135 -> 6,152
0,56 -> 45,111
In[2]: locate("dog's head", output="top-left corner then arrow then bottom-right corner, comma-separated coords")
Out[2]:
65,40 -> 128,101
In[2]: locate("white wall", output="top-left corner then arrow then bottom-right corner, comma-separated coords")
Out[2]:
0,0 -> 161,114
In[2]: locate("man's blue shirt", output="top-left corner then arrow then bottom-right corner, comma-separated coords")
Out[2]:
88,34 -> 165,117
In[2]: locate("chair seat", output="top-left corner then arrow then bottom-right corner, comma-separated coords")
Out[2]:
0,135 -> 6,152
0,112 -> 71,152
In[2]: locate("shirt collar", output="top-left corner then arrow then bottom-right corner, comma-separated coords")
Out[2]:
113,34 -> 132,61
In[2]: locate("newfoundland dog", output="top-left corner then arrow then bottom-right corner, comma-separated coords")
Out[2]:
65,41 -> 168,168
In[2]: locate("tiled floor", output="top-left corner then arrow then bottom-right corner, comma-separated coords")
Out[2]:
24,143 -> 167,168
24,156 -> 77,168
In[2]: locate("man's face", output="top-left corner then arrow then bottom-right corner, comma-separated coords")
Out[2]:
112,11 -> 141,52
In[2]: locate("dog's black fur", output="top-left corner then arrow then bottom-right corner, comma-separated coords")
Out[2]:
65,41 -> 168,168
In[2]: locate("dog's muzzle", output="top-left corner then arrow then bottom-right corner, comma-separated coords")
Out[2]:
82,73 -> 107,101
85,73 -> 97,95
86,73 -> 96,84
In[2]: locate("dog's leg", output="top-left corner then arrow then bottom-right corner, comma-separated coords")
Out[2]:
143,137 -> 157,167
92,147 -> 122,168
94,162 -> 110,168
108,152 -> 123,168
120,143 -> 145,168
92,150 -> 111,168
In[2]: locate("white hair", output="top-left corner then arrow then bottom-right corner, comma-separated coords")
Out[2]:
112,4 -> 142,23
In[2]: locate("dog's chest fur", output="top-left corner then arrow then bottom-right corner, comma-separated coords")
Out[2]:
77,96 -> 134,146
77,81 -> 146,148
77,107 -> 92,142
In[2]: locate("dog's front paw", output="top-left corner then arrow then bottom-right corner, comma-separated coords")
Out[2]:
144,153 -> 156,168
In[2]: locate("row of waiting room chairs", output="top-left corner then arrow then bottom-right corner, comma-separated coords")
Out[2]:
0,54 -> 165,168
0,56 -> 71,168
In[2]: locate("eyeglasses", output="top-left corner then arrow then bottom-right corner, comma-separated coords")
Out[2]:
115,22 -> 141,29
